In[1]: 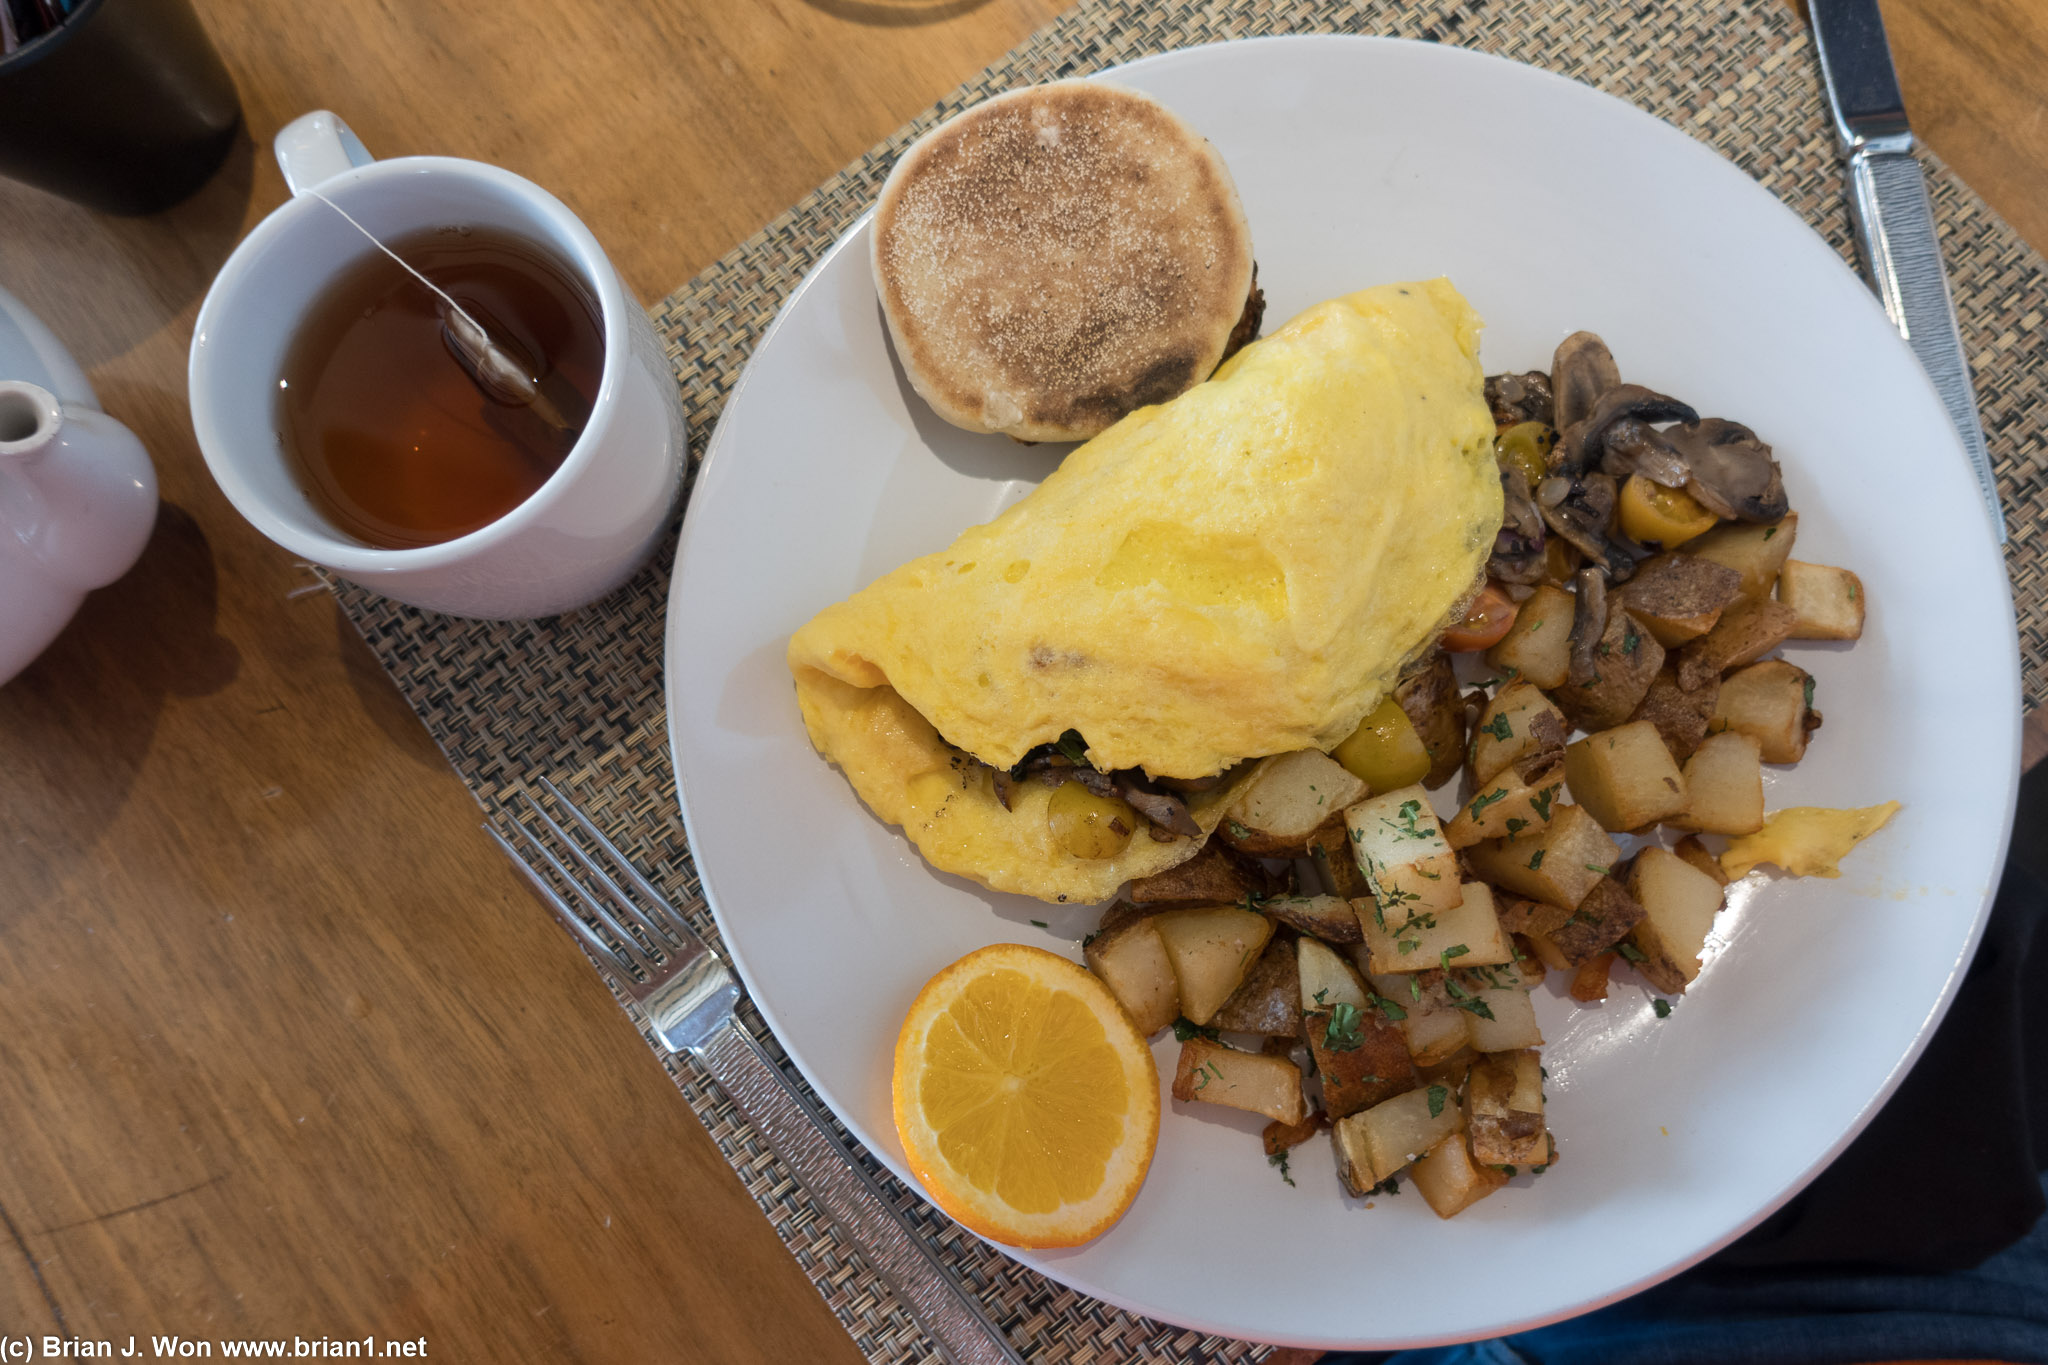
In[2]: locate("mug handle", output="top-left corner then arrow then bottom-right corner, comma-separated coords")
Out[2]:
274,111 -> 375,196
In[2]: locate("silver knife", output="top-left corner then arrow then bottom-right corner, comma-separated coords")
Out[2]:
1810,0 -> 2007,543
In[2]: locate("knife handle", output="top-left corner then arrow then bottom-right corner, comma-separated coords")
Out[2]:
1846,147 -> 2007,543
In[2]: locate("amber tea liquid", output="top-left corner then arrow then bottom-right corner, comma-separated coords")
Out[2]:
277,226 -> 604,549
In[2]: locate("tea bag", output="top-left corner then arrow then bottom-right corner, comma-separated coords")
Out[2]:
306,191 -> 578,435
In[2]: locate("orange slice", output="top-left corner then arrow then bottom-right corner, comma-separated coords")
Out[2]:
892,943 -> 1159,1248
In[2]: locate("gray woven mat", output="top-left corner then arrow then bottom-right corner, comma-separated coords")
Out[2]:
332,0 -> 2048,1358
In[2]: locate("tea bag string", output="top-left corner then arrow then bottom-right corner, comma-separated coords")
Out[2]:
304,190 -> 543,410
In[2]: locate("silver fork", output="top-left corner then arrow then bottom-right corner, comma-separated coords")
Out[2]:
488,779 -> 1026,1365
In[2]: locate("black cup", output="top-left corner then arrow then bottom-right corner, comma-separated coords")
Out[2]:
0,0 -> 241,215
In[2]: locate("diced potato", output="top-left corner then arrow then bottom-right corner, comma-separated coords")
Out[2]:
1357,882 -> 1514,974
1624,846 -> 1726,994
1171,1037 -> 1307,1125
1345,786 -> 1464,919
1539,876 -> 1646,966
1395,653 -> 1467,790
1454,969 -> 1545,1051
1298,939 -> 1416,1118
1674,834 -> 1729,885
1445,752 -> 1566,850
1151,905 -> 1274,1026
1264,892 -> 1365,945
1417,1046 -> 1478,1091
1332,1083 -> 1467,1194
1564,720 -> 1689,832
1306,818 -> 1373,898
1363,967 -> 1471,1065
1469,680 -> 1570,788
1777,559 -> 1866,641
1612,552 -> 1744,647
1411,1132 -> 1510,1218
1671,731 -> 1765,835
1466,1051 -> 1546,1165
1485,583 -> 1575,689
1463,804 -> 1621,910
1570,952 -> 1617,1002
1209,936 -> 1302,1037
1630,665 -> 1719,762
1263,1111 -> 1321,1157
1676,598 -> 1799,690
1219,749 -> 1371,855
1555,607 -> 1666,734
1129,840 -> 1281,909
1711,659 -> 1819,764
1333,694 -> 1432,793
1083,903 -> 1179,1036
1687,512 -> 1798,604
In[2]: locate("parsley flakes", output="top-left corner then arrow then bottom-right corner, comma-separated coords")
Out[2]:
1427,1084 -> 1449,1118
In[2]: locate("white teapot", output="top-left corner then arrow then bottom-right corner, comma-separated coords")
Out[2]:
0,287 -> 157,686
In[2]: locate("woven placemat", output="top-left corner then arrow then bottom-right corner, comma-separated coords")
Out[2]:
332,0 -> 2048,1358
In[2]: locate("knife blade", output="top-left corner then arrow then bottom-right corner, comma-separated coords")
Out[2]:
1810,0 -> 2006,543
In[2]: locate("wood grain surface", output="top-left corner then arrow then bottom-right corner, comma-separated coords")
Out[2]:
0,1 -> 2041,1360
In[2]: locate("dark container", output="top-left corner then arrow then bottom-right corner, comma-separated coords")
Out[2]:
0,0 -> 241,215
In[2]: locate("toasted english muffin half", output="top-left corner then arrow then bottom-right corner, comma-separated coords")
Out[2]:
872,80 -> 1258,444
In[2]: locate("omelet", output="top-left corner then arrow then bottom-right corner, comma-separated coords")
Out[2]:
790,279 -> 1502,903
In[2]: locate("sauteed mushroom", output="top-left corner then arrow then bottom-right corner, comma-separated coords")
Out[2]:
1486,370 -> 1555,428
1665,418 -> 1790,523
1566,567 -> 1609,688
1488,464 -> 1550,585
1114,771 -> 1201,840
1554,384 -> 1700,473
1539,470 -> 1645,580
1551,331 -> 1621,430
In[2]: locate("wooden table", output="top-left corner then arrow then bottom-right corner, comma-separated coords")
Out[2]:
1,2 -> 2041,1360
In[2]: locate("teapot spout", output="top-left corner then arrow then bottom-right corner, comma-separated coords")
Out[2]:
0,380 -> 159,593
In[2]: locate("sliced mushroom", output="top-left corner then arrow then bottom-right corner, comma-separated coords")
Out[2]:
1551,332 -> 1622,431
1567,567 -> 1609,688
1664,418 -> 1789,523
1114,772 -> 1201,839
1486,370 -> 1555,429
991,765 -> 1015,811
1488,465 -> 1549,585
1153,772 -> 1227,795
1554,384 -> 1700,473
1600,417 -> 1692,488
1538,471 -> 1647,581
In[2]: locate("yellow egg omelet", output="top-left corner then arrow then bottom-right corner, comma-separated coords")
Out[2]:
789,280 -> 1503,903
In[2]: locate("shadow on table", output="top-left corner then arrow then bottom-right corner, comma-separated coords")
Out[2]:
798,0 -> 994,26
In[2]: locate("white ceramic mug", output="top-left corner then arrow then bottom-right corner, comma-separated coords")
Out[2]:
190,111 -> 685,620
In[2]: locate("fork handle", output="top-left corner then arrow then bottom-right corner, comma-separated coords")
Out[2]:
693,1019 -> 1027,1365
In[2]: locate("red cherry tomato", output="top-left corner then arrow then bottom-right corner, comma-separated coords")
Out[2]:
1440,582 -> 1519,652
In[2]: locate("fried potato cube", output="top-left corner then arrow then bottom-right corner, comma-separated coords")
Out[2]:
1219,749 -> 1371,856
1466,1050 -> 1546,1166
1463,804 -> 1621,910
1299,938 -> 1417,1118
1629,664 -> 1720,762
1777,559 -> 1866,641
1264,892 -> 1365,944
1445,752 -> 1566,849
1674,834 -> 1730,885
1345,786 -> 1464,919
1570,952 -> 1617,1002
1357,882 -> 1514,974
1484,583 -> 1576,690
1469,680 -> 1570,788
1563,720 -> 1688,832
1556,607 -> 1666,733
1687,512 -> 1798,604
1395,653 -> 1469,790
1454,965 -> 1545,1051
1624,845 -> 1726,994
1334,1083 -> 1466,1195
1172,1037 -> 1307,1125
1411,1132 -> 1511,1218
1209,936 -> 1303,1037
1263,1111 -> 1322,1157
1670,731 -> 1765,835
1539,876 -> 1645,966
1083,903 -> 1179,1036
1362,966 -> 1472,1066
1129,840 -> 1281,909
1677,598 -> 1799,690
1711,659 -> 1820,764
1306,818 -> 1373,898
1151,905 -> 1275,1026
1612,552 -> 1745,647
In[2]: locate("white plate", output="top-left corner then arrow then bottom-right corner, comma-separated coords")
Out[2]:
665,36 -> 2020,1349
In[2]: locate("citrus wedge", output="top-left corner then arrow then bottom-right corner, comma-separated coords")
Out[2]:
892,943 -> 1159,1248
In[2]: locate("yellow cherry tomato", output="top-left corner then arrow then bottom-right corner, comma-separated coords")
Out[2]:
1332,695 -> 1432,793
1494,421 -> 1556,486
1619,474 -> 1718,547
1045,782 -> 1137,860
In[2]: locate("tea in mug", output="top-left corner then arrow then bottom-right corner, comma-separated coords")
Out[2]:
276,226 -> 603,549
